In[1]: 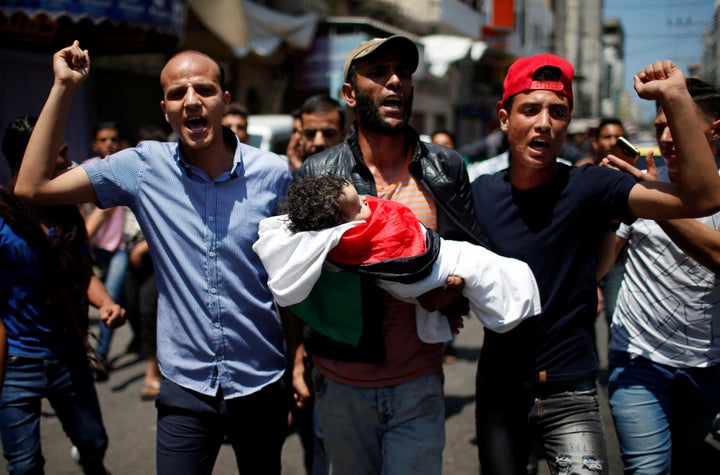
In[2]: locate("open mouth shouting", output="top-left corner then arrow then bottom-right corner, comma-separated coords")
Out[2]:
529,137 -> 551,154
381,95 -> 403,114
185,116 -> 208,135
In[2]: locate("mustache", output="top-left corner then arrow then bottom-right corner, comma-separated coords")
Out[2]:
355,89 -> 414,134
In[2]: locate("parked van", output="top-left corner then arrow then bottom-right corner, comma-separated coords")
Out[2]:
247,114 -> 294,155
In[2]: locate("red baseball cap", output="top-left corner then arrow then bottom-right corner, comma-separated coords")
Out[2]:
497,54 -> 574,113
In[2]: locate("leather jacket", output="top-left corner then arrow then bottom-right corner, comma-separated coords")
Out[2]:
296,124 -> 489,247
293,123 -> 489,362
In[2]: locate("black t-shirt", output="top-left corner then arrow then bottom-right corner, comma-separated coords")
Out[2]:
471,164 -> 636,383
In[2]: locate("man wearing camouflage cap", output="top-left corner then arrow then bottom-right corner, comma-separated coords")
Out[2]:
292,35 -> 487,474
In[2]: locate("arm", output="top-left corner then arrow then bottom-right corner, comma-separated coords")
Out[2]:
416,275 -> 467,317
596,228 -> 628,316
15,41 -> 97,205
657,219 -> 720,275
87,273 -> 126,329
85,207 -> 114,239
129,239 -> 151,270
597,231 -> 628,281
278,306 -> 311,408
619,61 -> 720,219
285,132 -> 304,170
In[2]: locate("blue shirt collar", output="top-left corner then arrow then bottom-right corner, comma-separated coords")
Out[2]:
175,126 -> 243,179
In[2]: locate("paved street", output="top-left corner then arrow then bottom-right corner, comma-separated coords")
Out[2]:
35,313 -> 622,474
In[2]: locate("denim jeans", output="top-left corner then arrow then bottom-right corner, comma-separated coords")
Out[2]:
292,399 -> 326,475
608,351 -> 720,474
476,372 -> 607,475
92,248 -> 127,361
155,378 -> 289,475
0,353 -> 108,475
313,369 -> 446,475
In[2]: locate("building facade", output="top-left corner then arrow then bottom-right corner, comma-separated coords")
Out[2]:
0,0 -> 628,181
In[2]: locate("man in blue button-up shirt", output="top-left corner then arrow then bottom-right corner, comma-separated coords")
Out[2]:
16,41 -> 295,475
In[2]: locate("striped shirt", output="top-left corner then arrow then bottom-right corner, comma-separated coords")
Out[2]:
84,156 -> 126,253
314,162 -> 444,387
83,130 -> 292,398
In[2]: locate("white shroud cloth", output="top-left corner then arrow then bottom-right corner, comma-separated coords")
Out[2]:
253,215 -> 541,343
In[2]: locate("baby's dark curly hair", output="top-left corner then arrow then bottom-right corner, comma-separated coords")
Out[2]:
284,174 -> 349,232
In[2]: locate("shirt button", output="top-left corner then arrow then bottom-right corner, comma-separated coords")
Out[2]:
210,288 -> 217,294
208,216 -> 214,222
214,322 -> 221,328
208,251 -> 215,257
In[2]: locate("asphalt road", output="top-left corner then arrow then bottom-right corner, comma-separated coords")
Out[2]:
33,313 -> 622,474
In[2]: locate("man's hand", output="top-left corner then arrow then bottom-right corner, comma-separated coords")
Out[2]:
99,303 -> 126,329
600,151 -> 659,182
292,342 -> 312,409
417,275 -> 465,313
634,60 -> 687,102
54,40 -> 90,89
447,314 -> 465,335
286,133 -> 304,170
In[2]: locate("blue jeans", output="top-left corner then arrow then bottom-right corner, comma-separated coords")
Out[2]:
608,351 -> 720,474
155,378 -> 289,475
0,353 -> 108,475
313,369 -> 446,475
92,248 -> 127,361
292,399 -> 326,475
476,372 -> 607,475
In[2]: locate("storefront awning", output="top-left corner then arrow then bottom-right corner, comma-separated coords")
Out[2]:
187,0 -> 318,57
0,0 -> 185,53
0,0 -> 184,34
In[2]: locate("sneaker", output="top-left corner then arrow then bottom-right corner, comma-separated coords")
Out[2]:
71,445 -> 111,474
140,380 -> 161,401
71,445 -> 80,463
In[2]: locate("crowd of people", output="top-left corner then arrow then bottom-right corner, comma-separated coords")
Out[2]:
1,33 -> 719,475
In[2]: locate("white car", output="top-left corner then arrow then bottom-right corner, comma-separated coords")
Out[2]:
246,114 -> 294,155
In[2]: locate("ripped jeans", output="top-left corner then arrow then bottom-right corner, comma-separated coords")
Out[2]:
476,372 -> 608,475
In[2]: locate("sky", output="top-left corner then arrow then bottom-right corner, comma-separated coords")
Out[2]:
603,0 -> 716,122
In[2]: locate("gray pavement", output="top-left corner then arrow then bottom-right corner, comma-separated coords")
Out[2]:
34,313 -> 622,474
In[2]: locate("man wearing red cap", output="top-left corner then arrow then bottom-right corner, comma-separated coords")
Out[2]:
291,35 -> 488,474
470,54 -> 720,474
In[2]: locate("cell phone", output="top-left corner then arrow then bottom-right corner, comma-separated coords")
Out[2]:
611,136 -> 640,166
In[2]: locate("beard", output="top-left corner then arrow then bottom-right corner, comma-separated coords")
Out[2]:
355,88 -> 413,135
